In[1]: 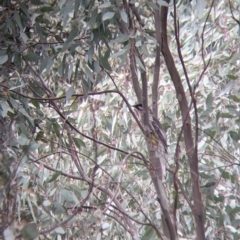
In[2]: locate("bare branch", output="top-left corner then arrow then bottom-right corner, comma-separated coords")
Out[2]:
161,1 -> 205,238
129,38 -> 143,103
152,7 -> 161,118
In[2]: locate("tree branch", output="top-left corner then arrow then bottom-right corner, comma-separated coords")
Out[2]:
152,6 -> 161,118
161,2 -> 205,239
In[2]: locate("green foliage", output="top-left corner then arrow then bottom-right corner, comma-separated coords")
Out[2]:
0,0 -> 240,239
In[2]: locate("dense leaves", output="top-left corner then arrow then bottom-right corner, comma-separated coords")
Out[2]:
0,0 -> 240,239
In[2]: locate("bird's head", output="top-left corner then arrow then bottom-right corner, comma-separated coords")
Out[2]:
132,104 -> 143,112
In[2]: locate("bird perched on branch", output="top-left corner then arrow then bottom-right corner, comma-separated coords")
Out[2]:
133,104 -> 168,182
132,104 -> 167,153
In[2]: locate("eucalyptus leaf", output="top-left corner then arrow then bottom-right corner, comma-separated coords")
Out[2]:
99,49 -> 112,71
62,27 -> 78,51
31,0 -> 44,5
120,9 -> 128,23
14,10 -> 23,30
102,12 -> 115,21
206,92 -> 213,109
45,171 -> 62,183
135,56 -> 146,71
55,227 -> 65,234
20,223 -> 39,239
0,101 -> 9,117
51,202 -> 67,214
101,222 -> 110,230
60,189 -> 79,204
142,226 -> 155,240
218,82 -> 234,98
0,55 -> 8,65
74,0 -> 81,17
66,85 -> 74,103
99,2 -> 111,8
2,0 -> 240,238
73,137 -> 86,148
25,53 -> 40,62
157,0 -> 169,7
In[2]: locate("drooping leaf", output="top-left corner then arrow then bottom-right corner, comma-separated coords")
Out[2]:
60,189 -> 79,204
40,6 -> 53,12
99,48 -> 112,71
142,226 -> 156,240
196,0 -> 206,18
45,171 -> 62,183
157,0 -> 169,7
99,2 -> 112,8
102,12 -> 115,21
14,11 -> 23,31
30,0 -> 44,5
25,53 -> 40,62
74,0 -> 81,18
55,227 -> 65,234
120,9 -> 128,23
228,131 -> 240,142
84,66 -> 94,82
229,95 -> 240,103
135,56 -> 146,71
206,92 -> 213,109
65,85 -> 74,103
20,223 -> 39,239
218,82 -> 234,98
0,55 -> 8,65
73,137 -> 86,148
62,27 -> 78,51
220,112 -> 234,119
51,202 -> 67,214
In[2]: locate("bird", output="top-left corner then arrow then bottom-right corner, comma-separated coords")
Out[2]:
132,104 -> 168,153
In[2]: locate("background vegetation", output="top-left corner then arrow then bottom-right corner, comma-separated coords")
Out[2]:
0,0 -> 240,239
